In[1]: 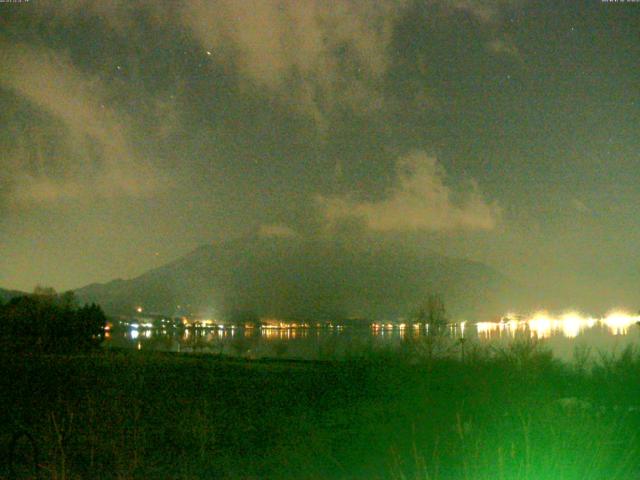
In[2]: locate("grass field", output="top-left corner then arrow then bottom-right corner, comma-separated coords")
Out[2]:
1,340 -> 639,479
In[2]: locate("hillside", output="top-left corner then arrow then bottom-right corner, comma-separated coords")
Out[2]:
75,236 -> 521,321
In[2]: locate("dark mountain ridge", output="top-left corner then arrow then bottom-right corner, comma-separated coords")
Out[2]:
75,236 -> 522,321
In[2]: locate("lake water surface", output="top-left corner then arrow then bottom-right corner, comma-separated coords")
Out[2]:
104,311 -> 640,362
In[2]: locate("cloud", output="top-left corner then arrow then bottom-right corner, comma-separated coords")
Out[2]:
182,0 -> 403,127
258,224 -> 298,238
317,151 -> 500,232
0,44 -> 164,206
571,198 -> 591,214
34,0 -> 405,129
28,0 -> 523,131
444,0 -> 523,23
487,38 -> 522,61
35,0 -> 170,32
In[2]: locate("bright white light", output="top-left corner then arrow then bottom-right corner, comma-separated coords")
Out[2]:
529,311 -> 552,339
559,312 -> 586,338
476,322 -> 499,337
603,311 -> 640,335
485,309 -> 640,341
505,319 -> 519,337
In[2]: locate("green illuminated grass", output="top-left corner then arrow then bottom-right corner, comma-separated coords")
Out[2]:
0,341 -> 639,479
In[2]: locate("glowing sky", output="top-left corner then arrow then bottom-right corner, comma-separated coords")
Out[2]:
1,1 -> 638,311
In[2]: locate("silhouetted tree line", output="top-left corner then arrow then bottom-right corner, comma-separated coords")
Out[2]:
0,287 -> 107,353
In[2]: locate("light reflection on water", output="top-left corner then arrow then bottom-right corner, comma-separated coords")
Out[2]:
475,311 -> 640,340
104,310 -> 640,361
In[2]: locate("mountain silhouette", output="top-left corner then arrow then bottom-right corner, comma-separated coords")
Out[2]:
74,236 -> 520,321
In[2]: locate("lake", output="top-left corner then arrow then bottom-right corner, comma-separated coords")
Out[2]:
103,310 -> 640,362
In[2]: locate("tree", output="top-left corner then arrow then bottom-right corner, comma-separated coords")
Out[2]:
59,291 -> 79,310
0,290 -> 107,353
75,303 -> 108,349
408,293 -> 456,362
33,285 -> 57,298
415,293 -> 448,333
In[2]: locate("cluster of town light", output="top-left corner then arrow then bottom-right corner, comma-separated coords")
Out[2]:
476,310 -> 640,339
367,310 -> 640,340
127,305 -> 639,340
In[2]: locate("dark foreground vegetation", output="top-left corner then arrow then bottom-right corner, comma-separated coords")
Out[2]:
1,340 -> 640,480
0,288 -> 106,353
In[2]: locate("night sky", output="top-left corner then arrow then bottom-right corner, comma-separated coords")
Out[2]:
1,1 -> 638,310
